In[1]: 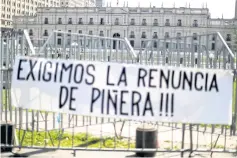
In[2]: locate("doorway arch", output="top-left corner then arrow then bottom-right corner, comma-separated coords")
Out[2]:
113,33 -> 121,49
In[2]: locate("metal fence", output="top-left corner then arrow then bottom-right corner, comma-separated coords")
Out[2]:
1,30 -> 237,157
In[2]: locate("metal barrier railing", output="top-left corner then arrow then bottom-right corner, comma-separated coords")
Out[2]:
1,30 -> 237,157
136,33 -> 235,69
37,31 -> 137,63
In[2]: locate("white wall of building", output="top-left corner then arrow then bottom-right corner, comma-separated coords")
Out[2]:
13,7 -> 236,49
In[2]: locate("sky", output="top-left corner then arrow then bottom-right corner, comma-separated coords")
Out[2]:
105,0 -> 236,19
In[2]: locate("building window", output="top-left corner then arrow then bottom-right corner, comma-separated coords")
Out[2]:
57,38 -> 62,45
100,18 -> 104,25
142,19 -> 147,26
141,41 -> 145,48
193,33 -> 198,40
123,15 -> 126,24
130,40 -> 134,47
89,30 -> 93,35
153,19 -> 158,26
68,30 -> 71,36
115,18 -> 119,25
194,45 -> 198,52
177,32 -> 181,39
58,18 -> 62,24
193,20 -> 198,27
153,32 -> 158,39
89,18 -> 93,24
67,39 -> 71,45
166,42 -> 169,49
78,18 -> 83,24
101,39 -> 104,46
44,18 -> 48,24
177,19 -> 182,26
141,32 -> 146,38
99,31 -> 104,36
227,43 -> 232,49
78,30 -> 82,34
211,43 -> 215,50
57,30 -> 62,36
226,34 -> 231,41
68,18 -> 72,24
130,31 -> 135,38
130,19 -> 135,25
212,35 -> 216,41
43,30 -> 48,36
29,29 -> 33,36
165,32 -> 169,38
153,41 -> 157,48
165,19 -> 170,26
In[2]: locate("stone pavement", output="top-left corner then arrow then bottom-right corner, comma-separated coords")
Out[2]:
1,149 -> 236,158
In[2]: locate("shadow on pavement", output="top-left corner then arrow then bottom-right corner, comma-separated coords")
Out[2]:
76,139 -> 101,148
125,154 -> 136,157
9,149 -> 56,157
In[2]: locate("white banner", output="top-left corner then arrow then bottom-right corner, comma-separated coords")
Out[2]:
11,56 -> 233,124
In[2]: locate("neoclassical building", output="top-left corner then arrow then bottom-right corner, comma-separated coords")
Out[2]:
13,3 -> 237,49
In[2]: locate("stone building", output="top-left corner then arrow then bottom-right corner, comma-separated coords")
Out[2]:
13,3 -> 237,49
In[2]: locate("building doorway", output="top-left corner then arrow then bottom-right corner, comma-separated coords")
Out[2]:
113,33 -> 120,49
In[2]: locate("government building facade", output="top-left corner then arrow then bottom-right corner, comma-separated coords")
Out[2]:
13,2 -> 237,50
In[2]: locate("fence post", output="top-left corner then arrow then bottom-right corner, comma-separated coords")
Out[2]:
233,70 -> 237,135
181,124 -> 186,157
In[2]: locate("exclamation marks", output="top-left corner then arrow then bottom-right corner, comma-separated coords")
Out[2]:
159,93 -> 163,116
165,93 -> 169,116
171,94 -> 174,117
159,93 -> 174,117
